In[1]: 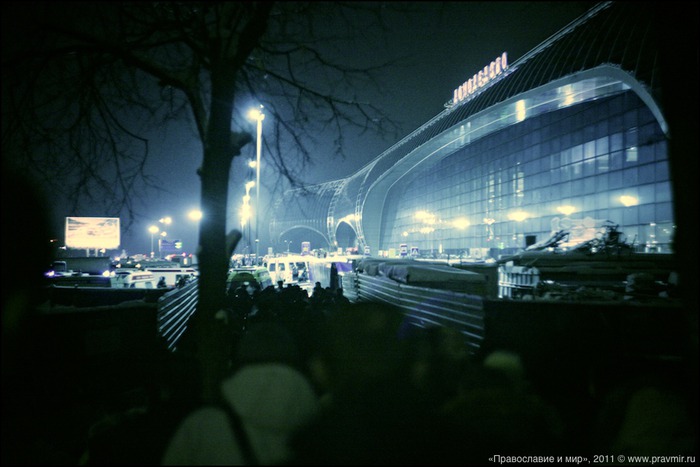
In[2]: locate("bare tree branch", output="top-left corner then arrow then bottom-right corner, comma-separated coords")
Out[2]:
2,0 -> 406,402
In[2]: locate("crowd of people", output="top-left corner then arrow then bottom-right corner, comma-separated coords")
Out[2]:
76,278 -> 697,465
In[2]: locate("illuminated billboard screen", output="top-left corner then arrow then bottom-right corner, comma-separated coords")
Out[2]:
65,217 -> 120,249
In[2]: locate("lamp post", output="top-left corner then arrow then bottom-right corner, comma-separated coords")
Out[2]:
148,225 -> 160,258
248,106 -> 265,260
157,217 -> 172,258
240,181 -> 255,257
159,231 -> 167,258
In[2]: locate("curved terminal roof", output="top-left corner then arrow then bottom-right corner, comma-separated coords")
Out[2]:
270,2 -> 665,251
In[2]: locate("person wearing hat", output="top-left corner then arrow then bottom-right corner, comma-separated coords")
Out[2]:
161,322 -> 319,465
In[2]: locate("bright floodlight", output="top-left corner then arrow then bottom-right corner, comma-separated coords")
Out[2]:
248,106 -> 265,122
148,225 -> 160,234
188,209 -> 203,221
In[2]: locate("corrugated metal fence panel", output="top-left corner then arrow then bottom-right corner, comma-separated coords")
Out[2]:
357,273 -> 401,304
157,279 -> 198,351
339,271 -> 359,302
356,273 -> 485,351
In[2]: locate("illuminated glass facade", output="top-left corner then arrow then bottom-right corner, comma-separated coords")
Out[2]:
269,2 -> 674,258
383,91 -> 673,257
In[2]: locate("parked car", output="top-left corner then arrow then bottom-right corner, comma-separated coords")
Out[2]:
226,266 -> 273,293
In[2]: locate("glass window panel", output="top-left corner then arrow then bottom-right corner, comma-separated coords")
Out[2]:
610,133 -> 624,152
639,204 -> 655,224
656,202 -> 674,222
562,148 -> 572,166
655,140 -> 668,162
609,151 -> 624,170
572,145 -> 584,163
655,181 -> 672,203
638,144 -> 654,165
561,165 -> 571,182
559,183 -> 571,198
609,115 -> 624,133
609,207 -> 623,224
622,205 -> 639,225
596,136 -> 609,156
572,162 -> 583,178
638,122 -> 656,144
638,184 -> 654,205
623,167 -> 638,186
654,161 -> 670,182
596,173 -> 609,193
571,178 -> 583,196
609,170 -> 623,189
624,109 -> 638,129
551,167 -> 561,184
638,164 -> 655,184
596,121 -> 609,138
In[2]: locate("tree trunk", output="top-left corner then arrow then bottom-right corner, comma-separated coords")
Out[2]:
191,69 -> 243,403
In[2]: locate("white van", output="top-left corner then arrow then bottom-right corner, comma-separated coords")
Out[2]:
144,267 -> 198,287
263,255 -> 310,284
111,269 -> 157,289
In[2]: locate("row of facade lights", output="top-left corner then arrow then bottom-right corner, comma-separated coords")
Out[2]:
402,195 -> 640,238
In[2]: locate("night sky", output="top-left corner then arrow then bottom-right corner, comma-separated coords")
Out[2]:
2,2 -> 598,256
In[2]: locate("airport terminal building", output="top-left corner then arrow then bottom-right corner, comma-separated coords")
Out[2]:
269,2 -> 674,259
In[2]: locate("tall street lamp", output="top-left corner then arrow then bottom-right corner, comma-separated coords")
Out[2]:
248,105 -> 264,260
240,181 -> 255,254
159,231 -> 167,258
148,225 -> 160,258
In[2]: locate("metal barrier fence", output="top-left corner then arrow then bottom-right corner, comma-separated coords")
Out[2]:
355,273 -> 485,352
157,279 -> 199,351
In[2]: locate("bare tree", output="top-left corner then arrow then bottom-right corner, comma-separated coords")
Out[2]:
1,1 -> 404,401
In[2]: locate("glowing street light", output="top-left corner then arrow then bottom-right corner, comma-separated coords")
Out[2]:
188,209 -> 203,221
248,105 -> 265,259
